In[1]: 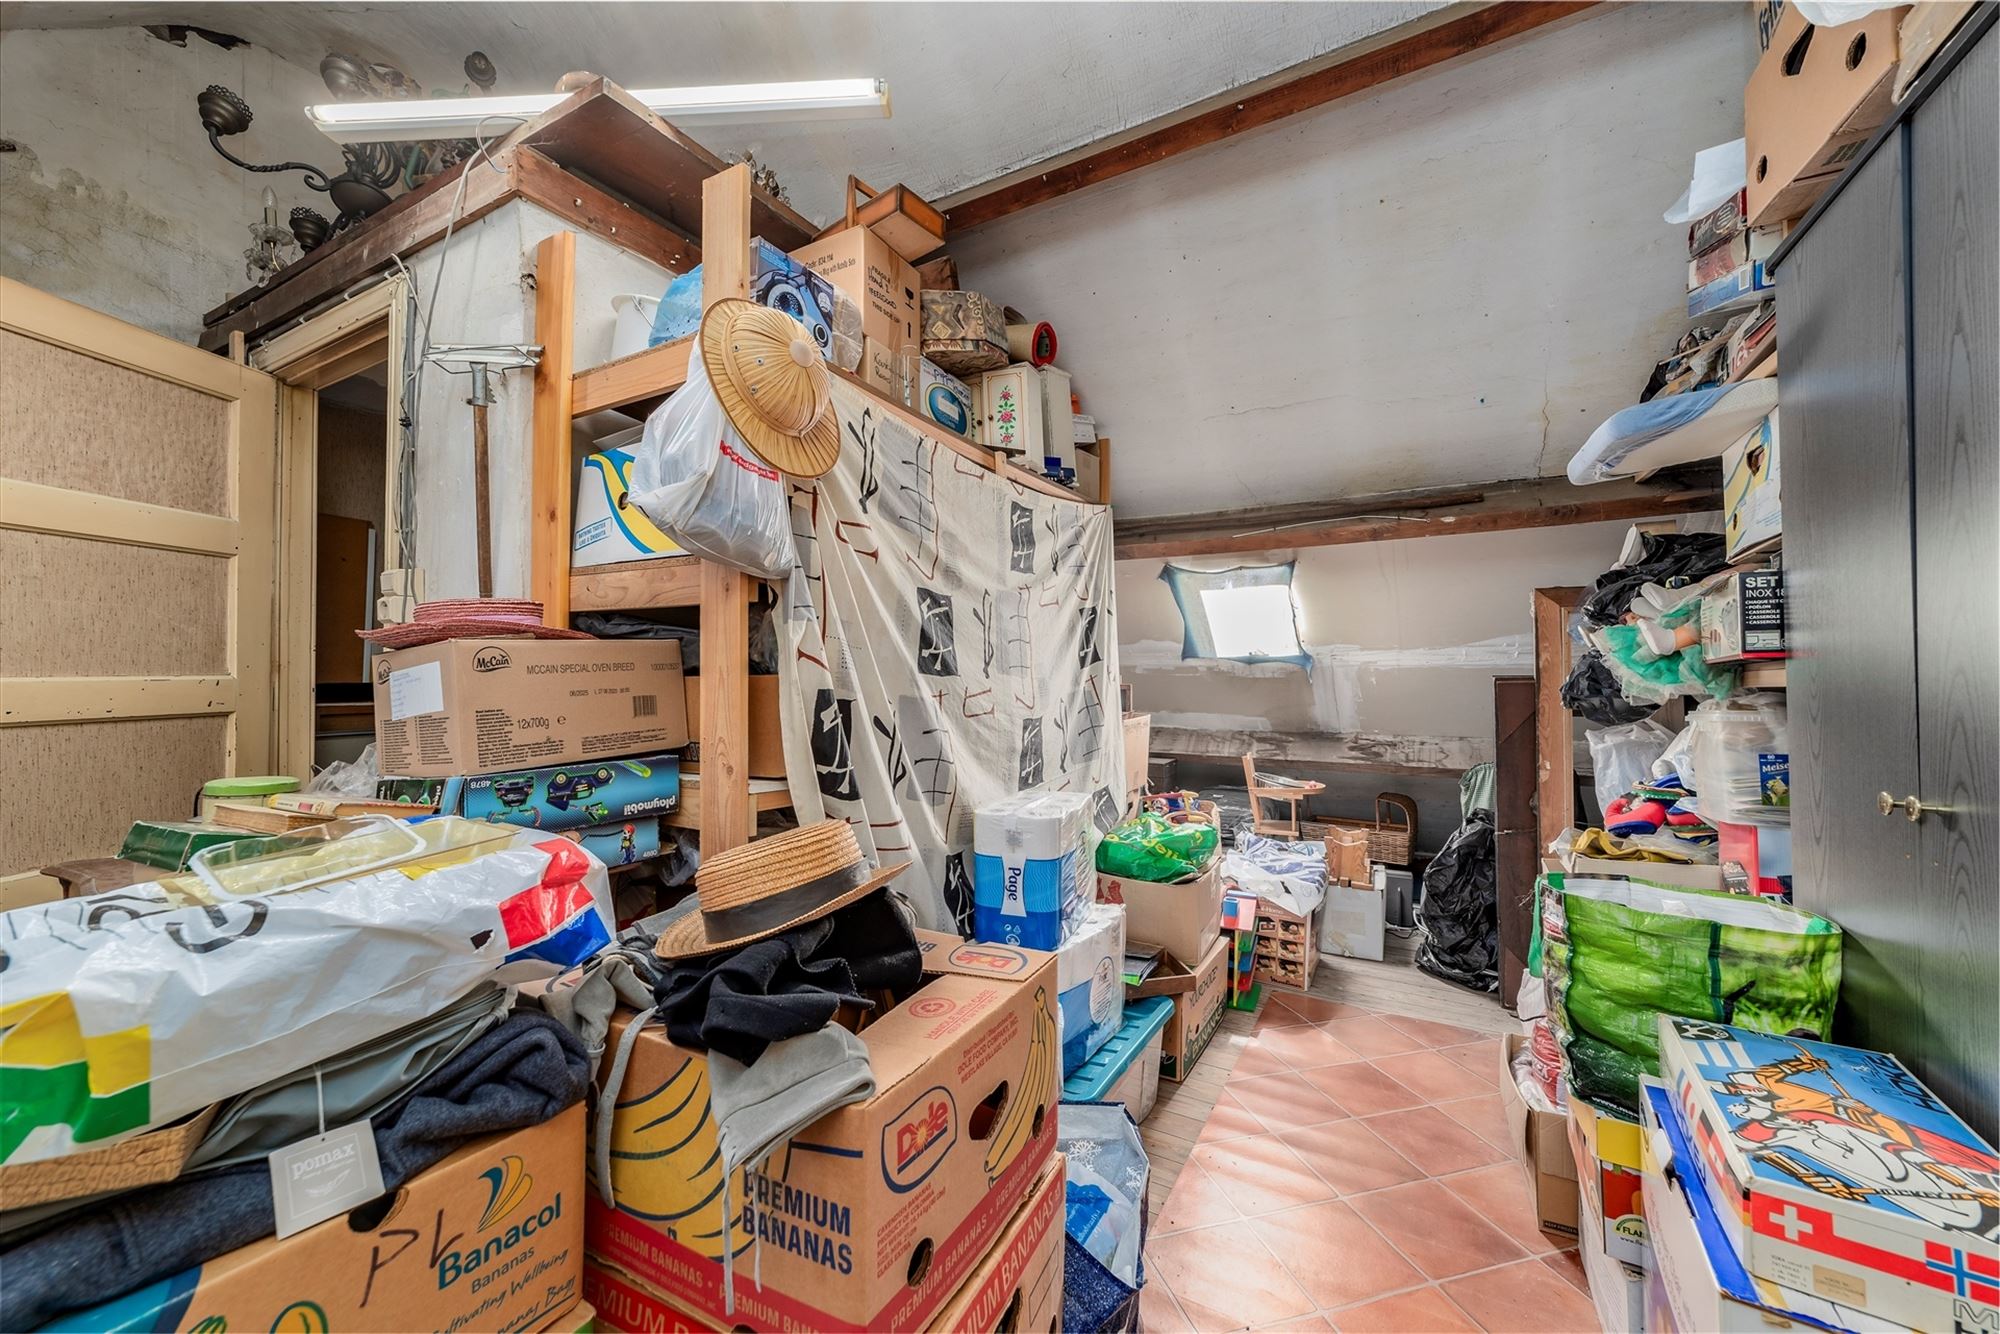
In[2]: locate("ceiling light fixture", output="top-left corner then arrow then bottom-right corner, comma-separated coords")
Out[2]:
307,77 -> 889,144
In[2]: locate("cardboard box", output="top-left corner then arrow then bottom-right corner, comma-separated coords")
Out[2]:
921,291 -> 1011,379
1577,1127 -> 1648,1334
1701,568 -> 1787,663
792,227 -> 919,352
1499,1033 -> 1580,1239
917,359 -> 977,441
1722,411 -> 1782,560
586,932 -> 1060,1332
1159,934 -> 1230,1083
858,337 -> 907,402
1056,902 -> 1125,1076
1095,851 -> 1222,976
1745,3 -> 1906,225
682,675 -> 786,778
1569,1097 -> 1651,1268
69,1106 -> 585,1333
1688,224 -> 1788,289
1688,261 -> 1774,318
574,445 -> 684,568
1640,1081 -> 1887,1334
1559,853 -> 1726,893
1895,0 -> 1980,100
372,638 -> 688,779
378,752 -> 681,833
583,1158 -> 1065,1334
1658,1015 -> 2000,1333
928,1155 -> 1065,1333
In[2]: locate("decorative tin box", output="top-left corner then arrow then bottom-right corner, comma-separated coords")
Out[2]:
922,289 -> 1010,376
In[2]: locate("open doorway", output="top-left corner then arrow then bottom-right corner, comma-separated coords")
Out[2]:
312,368 -> 389,769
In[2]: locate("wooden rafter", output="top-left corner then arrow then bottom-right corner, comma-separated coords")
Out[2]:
1113,469 -> 1720,560
943,1 -> 1597,231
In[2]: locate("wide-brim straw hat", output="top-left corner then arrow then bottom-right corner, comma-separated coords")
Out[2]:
654,819 -> 908,960
357,598 -> 591,648
699,298 -> 842,479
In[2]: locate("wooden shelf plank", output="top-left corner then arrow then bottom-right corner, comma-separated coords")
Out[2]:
572,555 -> 708,610
663,776 -> 794,830
573,337 -> 693,416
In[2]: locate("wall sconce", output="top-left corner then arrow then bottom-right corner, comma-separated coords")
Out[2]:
197,84 -> 394,229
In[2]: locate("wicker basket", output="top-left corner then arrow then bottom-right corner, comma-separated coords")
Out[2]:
1302,793 -> 1418,866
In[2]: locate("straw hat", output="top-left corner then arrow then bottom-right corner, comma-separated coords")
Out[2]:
357,598 -> 590,648
654,820 -> 908,960
699,299 -> 842,478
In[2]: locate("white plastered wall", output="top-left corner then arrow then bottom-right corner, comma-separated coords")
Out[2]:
399,198 -> 672,599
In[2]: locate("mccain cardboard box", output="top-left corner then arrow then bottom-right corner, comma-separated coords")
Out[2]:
63,1105 -> 585,1333
373,638 -> 688,779
1499,1033 -> 1580,1239
586,932 -> 1059,1332
586,1158 -> 1066,1334
1159,934 -> 1229,1083
792,227 -> 920,352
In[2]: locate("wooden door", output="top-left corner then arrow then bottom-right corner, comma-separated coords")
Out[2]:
1779,147 -> 1922,1061
1909,32 -> 1997,1140
0,279 -> 280,869
1492,674 -> 1537,1010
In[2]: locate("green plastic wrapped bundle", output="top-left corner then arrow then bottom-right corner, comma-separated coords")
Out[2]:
1095,812 -> 1219,882
1541,871 -> 1841,1118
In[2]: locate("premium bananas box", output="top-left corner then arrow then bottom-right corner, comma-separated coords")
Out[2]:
586,931 -> 1060,1332
57,1105 -> 585,1332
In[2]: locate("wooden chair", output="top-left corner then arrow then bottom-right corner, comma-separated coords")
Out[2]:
1241,752 -> 1325,839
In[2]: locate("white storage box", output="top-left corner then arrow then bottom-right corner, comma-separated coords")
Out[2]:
1320,879 -> 1386,961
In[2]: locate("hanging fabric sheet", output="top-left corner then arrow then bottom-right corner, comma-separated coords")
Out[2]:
776,379 -> 1125,934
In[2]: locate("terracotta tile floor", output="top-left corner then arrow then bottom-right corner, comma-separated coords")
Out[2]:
1144,998 -> 1597,1333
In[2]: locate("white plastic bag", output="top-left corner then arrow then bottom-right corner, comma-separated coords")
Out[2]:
1689,692 -> 1790,827
0,817 -> 612,1165
627,353 -> 798,579
1587,718 -> 1675,817
1058,1101 -> 1148,1288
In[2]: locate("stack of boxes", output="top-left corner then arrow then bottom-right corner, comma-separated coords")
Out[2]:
368,635 -> 690,874
1252,897 -> 1320,993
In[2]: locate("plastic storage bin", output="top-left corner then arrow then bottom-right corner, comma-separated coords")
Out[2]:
1063,995 -> 1174,1122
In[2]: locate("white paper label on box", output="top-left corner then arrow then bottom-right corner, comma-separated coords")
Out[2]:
387,660 -> 444,720
270,1118 -> 384,1238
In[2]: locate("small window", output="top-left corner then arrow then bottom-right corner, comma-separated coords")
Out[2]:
1160,562 -> 1308,667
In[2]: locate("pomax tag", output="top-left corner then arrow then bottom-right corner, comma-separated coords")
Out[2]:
270,1119 -> 384,1238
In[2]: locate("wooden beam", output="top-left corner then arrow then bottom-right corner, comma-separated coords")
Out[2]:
0,480 -> 239,556
511,145 -> 698,274
698,165 -> 756,854
1113,471 -> 1720,560
573,337 -> 694,416
943,1 -> 1597,231
531,232 -> 577,624
571,554 -> 760,612
1147,725 -> 1483,779
1532,586 -> 1587,856
1,675 -> 238,726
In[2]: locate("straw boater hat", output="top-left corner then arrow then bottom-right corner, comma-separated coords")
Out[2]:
357,598 -> 590,648
654,820 -> 908,960
698,298 -> 842,479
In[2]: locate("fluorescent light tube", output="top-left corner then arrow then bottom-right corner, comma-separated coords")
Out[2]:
308,78 -> 888,144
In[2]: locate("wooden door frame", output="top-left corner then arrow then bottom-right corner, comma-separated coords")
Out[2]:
252,277 -> 409,779
0,277 -> 279,770
1532,586 -> 1588,852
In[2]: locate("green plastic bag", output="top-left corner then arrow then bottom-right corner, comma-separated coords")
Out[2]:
1541,871 -> 1841,1118
1095,812 -> 1219,882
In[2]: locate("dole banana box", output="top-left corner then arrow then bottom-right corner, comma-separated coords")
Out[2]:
54,1105 -> 585,1333
584,1157 -> 1066,1334
587,931 -> 1060,1332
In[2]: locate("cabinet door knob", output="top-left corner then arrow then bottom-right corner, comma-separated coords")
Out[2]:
1878,791 -> 1948,823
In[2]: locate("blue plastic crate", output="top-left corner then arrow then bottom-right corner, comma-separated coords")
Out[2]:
1063,995 -> 1174,1104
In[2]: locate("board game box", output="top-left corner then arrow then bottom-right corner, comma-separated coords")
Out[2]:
1658,1015 -> 1999,1333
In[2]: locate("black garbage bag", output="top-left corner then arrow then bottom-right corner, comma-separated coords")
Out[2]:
1415,810 -> 1498,993
1560,651 -> 1653,726
1580,532 -> 1726,628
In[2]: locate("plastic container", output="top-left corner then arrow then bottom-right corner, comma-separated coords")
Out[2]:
610,293 -> 660,361
1063,995 -> 1174,1122
974,792 -> 1092,949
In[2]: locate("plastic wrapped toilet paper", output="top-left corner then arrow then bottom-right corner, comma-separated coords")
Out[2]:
973,792 -> 1092,950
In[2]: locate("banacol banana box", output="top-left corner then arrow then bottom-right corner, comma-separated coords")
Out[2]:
586,931 -> 1059,1332
52,1104 -> 585,1333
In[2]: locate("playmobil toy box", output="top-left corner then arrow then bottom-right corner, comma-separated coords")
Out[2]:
372,638 -> 687,778
1641,1081 -> 1898,1334
50,1105 -> 584,1333
585,932 -> 1059,1332
574,443 -> 684,568
1659,1015 -> 2000,1333
379,752 -> 680,834
582,1156 -> 1066,1334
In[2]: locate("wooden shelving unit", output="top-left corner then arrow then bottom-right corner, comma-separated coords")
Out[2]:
530,163 -> 1104,853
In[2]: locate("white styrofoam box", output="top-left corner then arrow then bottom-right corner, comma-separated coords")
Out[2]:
1057,903 -> 1126,1077
973,792 -> 1092,950
1320,880 -> 1386,961
918,359 -> 977,442
1038,365 -> 1076,472
1072,413 -> 1097,445
572,435 -> 683,568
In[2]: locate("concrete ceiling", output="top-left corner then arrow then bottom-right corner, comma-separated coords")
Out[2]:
0,1 -> 1445,222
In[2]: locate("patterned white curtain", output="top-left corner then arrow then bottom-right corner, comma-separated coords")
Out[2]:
777,380 -> 1125,932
